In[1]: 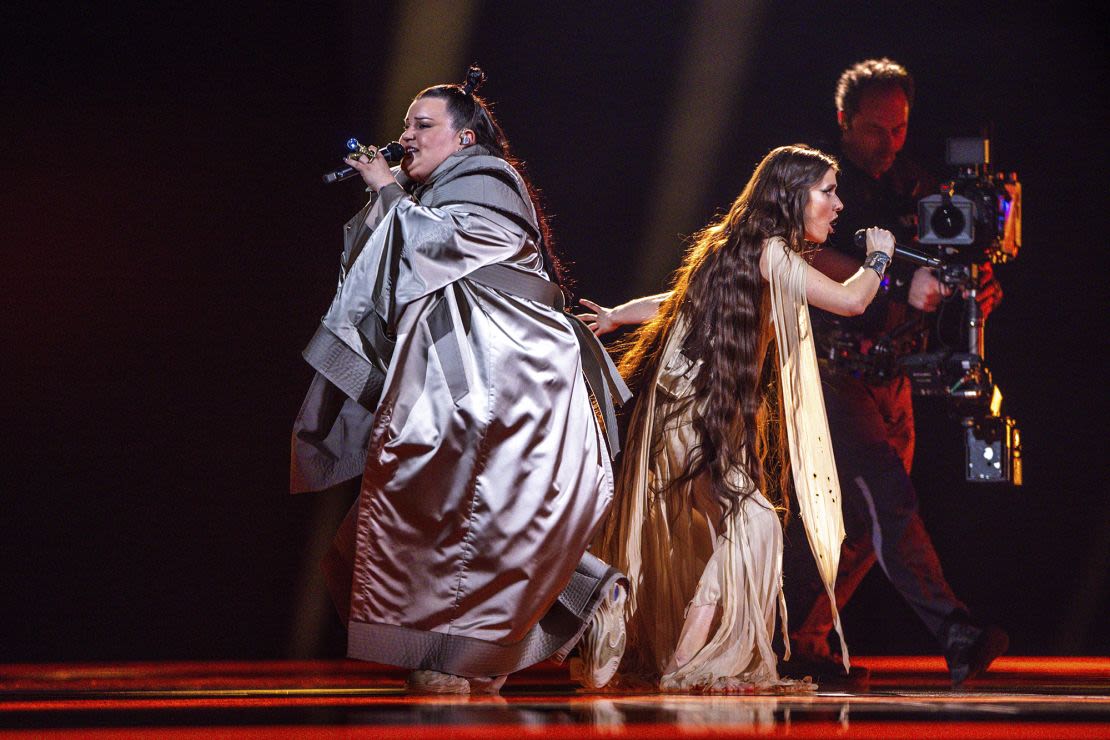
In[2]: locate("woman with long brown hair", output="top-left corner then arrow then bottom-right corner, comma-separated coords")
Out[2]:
582,144 -> 894,692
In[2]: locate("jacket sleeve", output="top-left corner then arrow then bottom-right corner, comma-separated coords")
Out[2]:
390,199 -> 530,306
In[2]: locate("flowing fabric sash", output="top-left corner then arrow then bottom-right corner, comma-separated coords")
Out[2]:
766,239 -> 850,671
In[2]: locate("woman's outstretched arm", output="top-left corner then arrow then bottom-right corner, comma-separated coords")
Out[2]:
577,294 -> 669,336
579,228 -> 895,335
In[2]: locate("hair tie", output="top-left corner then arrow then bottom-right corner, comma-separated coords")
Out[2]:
462,65 -> 486,96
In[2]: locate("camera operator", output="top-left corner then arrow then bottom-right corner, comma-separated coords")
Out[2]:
782,58 -> 1007,686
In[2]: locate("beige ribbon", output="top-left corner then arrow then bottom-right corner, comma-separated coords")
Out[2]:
766,238 -> 850,672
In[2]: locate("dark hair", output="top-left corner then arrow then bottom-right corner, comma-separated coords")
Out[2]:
416,79 -> 568,291
616,145 -> 838,521
416,85 -> 508,158
835,58 -> 914,120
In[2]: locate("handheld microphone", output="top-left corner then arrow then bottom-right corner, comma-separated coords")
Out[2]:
322,141 -> 406,184
854,229 -> 943,268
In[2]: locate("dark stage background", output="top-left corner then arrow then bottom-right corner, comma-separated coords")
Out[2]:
4,2 -> 1107,662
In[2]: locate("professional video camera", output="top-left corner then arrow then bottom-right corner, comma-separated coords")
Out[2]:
917,137 -> 1022,264
900,137 -> 1023,485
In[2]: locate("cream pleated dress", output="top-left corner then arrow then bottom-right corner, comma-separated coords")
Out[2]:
595,239 -> 848,692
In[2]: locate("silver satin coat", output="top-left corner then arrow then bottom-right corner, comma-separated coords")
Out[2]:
319,148 -> 615,675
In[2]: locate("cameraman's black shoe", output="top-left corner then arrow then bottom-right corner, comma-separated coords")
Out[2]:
943,620 -> 1009,687
779,654 -> 871,690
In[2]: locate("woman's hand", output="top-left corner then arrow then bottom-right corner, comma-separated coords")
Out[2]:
576,298 -> 619,336
863,227 -> 895,258
344,147 -> 398,192
577,294 -> 668,336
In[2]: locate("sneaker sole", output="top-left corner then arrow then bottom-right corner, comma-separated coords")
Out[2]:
578,582 -> 627,688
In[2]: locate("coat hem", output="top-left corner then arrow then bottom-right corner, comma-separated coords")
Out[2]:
346,552 -> 624,677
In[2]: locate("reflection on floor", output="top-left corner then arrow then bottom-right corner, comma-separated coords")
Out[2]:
1,657 -> 1107,738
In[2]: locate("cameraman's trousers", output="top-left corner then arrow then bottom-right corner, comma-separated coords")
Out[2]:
783,370 -> 969,657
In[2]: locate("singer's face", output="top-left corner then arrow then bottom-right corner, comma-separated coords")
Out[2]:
399,97 -> 463,182
803,167 -> 843,244
839,85 -> 909,179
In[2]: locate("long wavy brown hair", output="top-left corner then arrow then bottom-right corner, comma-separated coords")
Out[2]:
618,144 -> 838,520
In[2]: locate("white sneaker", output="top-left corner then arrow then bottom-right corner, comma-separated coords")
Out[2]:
406,670 -> 470,694
575,581 -> 627,688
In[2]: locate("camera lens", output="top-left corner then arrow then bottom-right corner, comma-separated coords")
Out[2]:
931,202 -> 966,239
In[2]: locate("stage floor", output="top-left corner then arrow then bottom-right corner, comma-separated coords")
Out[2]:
1,657 -> 1108,738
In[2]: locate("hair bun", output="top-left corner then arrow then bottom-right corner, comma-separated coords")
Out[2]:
462,65 -> 486,96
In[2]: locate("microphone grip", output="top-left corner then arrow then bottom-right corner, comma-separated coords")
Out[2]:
853,228 -> 943,268
321,141 -> 407,184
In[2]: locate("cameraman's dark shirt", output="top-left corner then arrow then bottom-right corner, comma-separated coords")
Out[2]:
812,151 -> 936,358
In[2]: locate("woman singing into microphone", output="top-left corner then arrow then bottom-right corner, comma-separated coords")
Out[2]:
290,68 -> 628,694
580,145 -> 895,692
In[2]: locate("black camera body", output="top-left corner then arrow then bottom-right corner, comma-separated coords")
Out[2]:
916,137 -> 1022,265
900,138 -> 1023,484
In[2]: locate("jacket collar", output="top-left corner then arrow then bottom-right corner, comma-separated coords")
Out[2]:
401,145 -> 491,196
